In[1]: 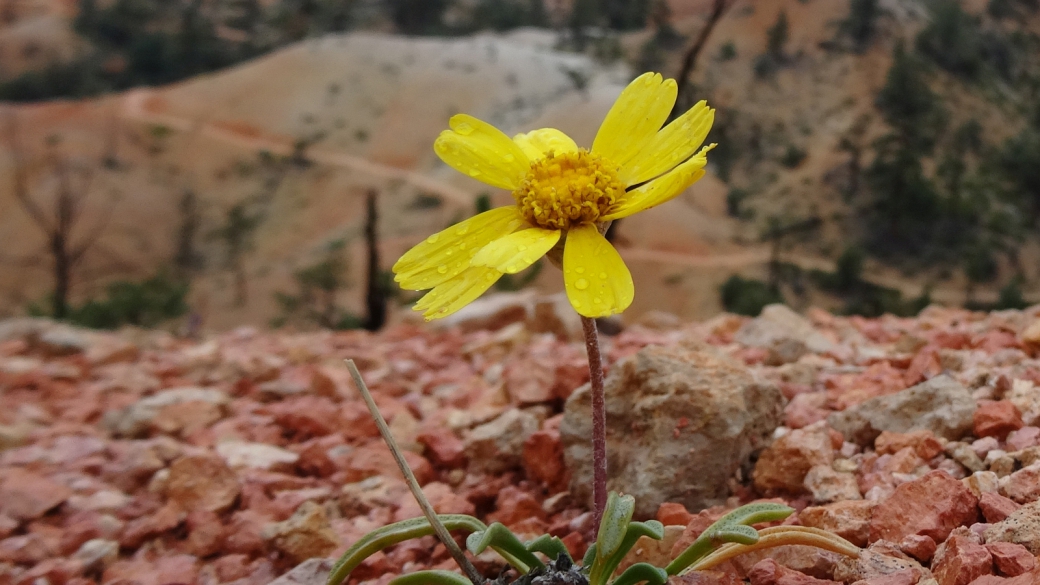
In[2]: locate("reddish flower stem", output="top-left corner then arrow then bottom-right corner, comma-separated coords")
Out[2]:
581,316 -> 608,526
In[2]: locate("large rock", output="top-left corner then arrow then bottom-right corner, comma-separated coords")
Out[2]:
560,343 -> 785,518
828,375 -> 975,445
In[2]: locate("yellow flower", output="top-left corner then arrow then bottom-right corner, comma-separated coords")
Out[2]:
394,72 -> 715,320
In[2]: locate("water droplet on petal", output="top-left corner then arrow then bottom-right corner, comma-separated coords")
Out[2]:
598,272 -> 607,279
468,169 -> 481,177
456,225 -> 470,235
437,265 -> 448,274
575,278 -> 589,290
455,122 -> 474,135
518,244 -> 527,251
593,297 -> 602,304
576,267 -> 585,274
426,234 -> 440,244
503,154 -> 515,162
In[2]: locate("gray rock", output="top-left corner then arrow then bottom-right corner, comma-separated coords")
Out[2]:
560,343 -> 785,518
269,558 -> 335,585
734,304 -> 835,355
828,375 -> 975,445
984,499 -> 1040,554
464,408 -> 540,474
103,386 -> 231,437
72,539 -> 119,572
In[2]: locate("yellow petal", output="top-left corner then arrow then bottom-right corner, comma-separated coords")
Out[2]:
512,128 -> 579,162
619,101 -> 714,185
591,73 -> 677,168
562,224 -> 634,318
413,266 -> 503,320
434,114 -> 531,190
604,144 -> 715,220
393,206 -> 524,290
471,227 -> 560,274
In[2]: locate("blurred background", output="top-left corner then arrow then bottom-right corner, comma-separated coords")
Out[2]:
0,0 -> 1036,332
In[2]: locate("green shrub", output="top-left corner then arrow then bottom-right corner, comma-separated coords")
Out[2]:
65,271 -> 189,329
780,145 -> 806,168
916,0 -> 983,79
720,275 -> 783,316
842,0 -> 880,52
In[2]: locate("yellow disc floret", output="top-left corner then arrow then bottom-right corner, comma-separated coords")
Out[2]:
512,150 -> 625,230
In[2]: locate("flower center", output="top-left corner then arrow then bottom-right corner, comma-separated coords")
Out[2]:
512,150 -> 625,230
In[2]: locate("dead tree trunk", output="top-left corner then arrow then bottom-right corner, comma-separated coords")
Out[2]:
364,189 -> 386,331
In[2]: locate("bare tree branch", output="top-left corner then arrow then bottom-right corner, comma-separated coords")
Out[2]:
671,0 -> 734,119
5,111 -> 54,232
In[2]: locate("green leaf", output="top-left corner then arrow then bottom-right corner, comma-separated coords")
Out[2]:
389,571 -> 474,585
664,502 -> 793,575
610,563 -> 668,585
590,521 -> 665,585
596,493 -> 635,559
583,543 -> 599,568
466,522 -> 544,573
327,515 -> 488,585
526,534 -> 571,561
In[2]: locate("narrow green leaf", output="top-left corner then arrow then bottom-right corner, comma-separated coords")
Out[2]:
390,571 -> 473,585
526,535 -> 571,561
664,502 -> 793,575
610,563 -> 668,585
327,515 -> 488,585
466,523 -> 544,573
590,521 -> 665,585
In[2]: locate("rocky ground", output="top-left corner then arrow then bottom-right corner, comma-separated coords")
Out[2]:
2,299 -> 1040,585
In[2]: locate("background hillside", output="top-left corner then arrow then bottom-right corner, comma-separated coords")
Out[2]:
3,0 -> 1040,331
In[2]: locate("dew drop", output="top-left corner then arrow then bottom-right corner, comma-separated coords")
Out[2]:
598,272 -> 607,279
517,244 -> 527,251
594,297 -> 602,304
426,234 -> 440,244
455,122 -> 474,135
456,225 -> 470,235
437,265 -> 448,274
468,169 -> 481,177
575,278 -> 589,290
576,267 -> 585,274
503,154 -> 515,162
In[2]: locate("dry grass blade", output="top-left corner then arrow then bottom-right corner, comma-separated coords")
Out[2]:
687,526 -> 861,573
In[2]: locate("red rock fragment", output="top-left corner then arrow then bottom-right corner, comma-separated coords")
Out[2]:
932,536 -> 993,585
0,533 -> 53,564
417,427 -> 466,468
1002,465 -> 1040,504
522,429 -> 566,489
120,502 -> 184,548
874,430 -> 944,460
851,568 -> 922,585
799,500 -> 876,548
505,358 -> 555,404
165,454 -> 241,513
898,534 -> 937,562
185,509 -> 225,557
753,426 -> 835,494
980,492 -> 1022,523
213,554 -> 253,582
869,470 -> 978,544
560,531 -> 586,562
268,396 -> 344,438
748,558 -> 841,585
487,486 -> 546,527
986,542 -> 1036,577
671,571 -> 743,585
223,510 -> 271,556
1006,427 -> 1040,451
0,468 -> 73,521
974,401 -> 1025,439
657,502 -> 694,527
155,554 -> 199,585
